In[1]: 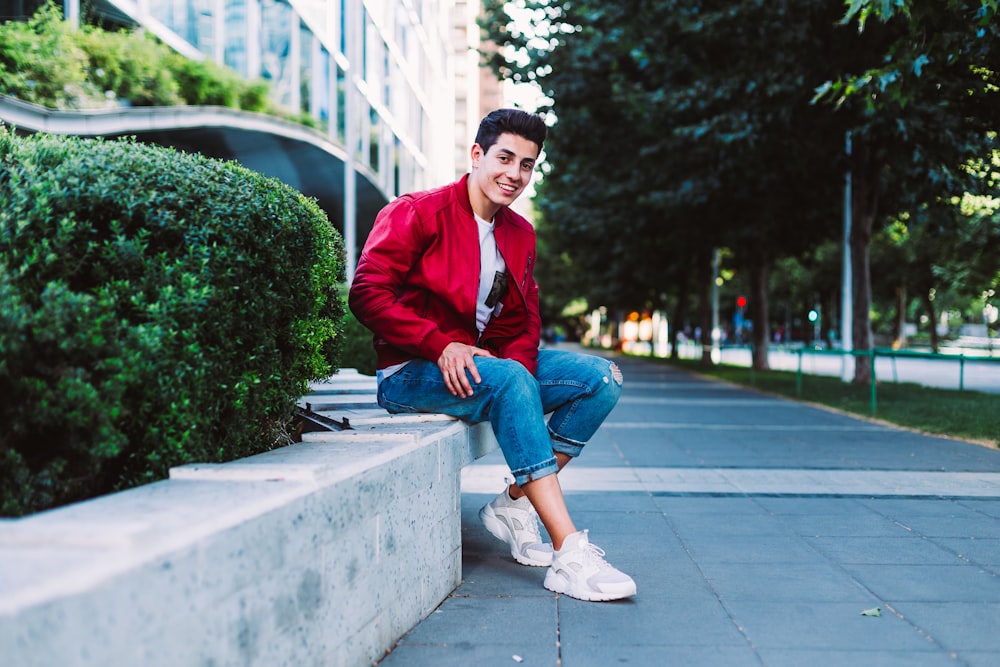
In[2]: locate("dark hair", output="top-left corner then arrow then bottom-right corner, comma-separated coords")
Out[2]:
474,108 -> 547,155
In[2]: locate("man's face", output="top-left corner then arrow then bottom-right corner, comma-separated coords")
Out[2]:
470,133 -> 540,210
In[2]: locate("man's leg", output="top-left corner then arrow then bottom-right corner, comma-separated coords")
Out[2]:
379,357 -> 564,564
517,468 -> 575,549
510,350 -> 634,601
508,349 -> 623,505
379,353 -> 635,600
378,356 -> 560,480
379,357 -> 588,550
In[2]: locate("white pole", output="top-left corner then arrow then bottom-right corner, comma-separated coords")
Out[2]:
247,0 -> 261,79
841,131 -> 855,381
344,0 -> 359,283
289,16 -> 301,113
64,0 -> 79,27
213,0 -> 225,64
711,247 -> 721,364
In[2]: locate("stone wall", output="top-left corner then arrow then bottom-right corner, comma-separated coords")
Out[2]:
0,371 -> 498,666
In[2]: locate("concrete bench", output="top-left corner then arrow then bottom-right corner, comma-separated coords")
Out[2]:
0,369 -> 498,666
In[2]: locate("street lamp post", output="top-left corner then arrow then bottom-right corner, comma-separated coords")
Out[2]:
711,248 -> 721,364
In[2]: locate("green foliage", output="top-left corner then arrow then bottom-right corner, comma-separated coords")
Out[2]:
169,56 -> 240,107
82,27 -> 181,106
238,79 -> 273,114
168,54 -> 273,113
482,0 -> 1000,372
0,3 -> 97,108
0,4 -> 274,112
337,307 -> 378,376
0,128 -> 345,516
482,1 -> 858,314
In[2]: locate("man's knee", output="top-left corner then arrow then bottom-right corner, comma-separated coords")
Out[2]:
593,358 -> 623,396
609,361 -> 623,385
601,360 -> 623,407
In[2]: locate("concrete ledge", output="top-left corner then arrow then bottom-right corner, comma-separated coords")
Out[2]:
0,371 -> 499,666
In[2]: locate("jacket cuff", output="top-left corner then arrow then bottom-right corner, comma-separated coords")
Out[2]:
420,331 -> 453,365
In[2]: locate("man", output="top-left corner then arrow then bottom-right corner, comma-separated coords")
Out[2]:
348,108 -> 635,602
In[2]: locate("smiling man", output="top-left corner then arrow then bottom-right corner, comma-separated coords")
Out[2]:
348,108 -> 635,602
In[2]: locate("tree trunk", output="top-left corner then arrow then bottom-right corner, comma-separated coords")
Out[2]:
698,247 -> 714,365
893,286 -> 907,349
748,240 -> 771,371
850,137 -> 880,385
669,263 -> 692,359
924,290 -> 941,353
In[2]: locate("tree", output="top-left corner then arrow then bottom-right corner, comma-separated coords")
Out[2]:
483,1 -> 1000,379
873,183 -> 1000,351
482,1 -> 861,369
816,0 -> 1000,381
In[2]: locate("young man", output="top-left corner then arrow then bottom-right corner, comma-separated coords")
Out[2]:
348,108 -> 635,602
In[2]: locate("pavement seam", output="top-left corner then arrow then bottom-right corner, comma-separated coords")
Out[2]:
655,507 -> 767,663
763,496 -> 964,655
554,595 -> 563,666
864,501 -> 1000,577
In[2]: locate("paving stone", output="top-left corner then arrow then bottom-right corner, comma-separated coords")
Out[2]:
381,347 -> 1000,666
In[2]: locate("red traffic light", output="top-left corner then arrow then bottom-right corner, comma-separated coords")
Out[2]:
736,296 -> 747,308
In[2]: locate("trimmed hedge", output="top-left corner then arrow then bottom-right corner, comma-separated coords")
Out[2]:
0,128 -> 345,516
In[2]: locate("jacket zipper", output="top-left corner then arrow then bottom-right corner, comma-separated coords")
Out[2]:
521,252 -> 533,292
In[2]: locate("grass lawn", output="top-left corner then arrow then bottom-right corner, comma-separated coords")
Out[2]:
665,358 -> 1000,450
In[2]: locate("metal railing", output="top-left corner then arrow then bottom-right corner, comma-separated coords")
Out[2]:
753,346 -> 1000,415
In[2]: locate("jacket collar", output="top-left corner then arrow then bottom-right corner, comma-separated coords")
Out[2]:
458,172 -> 508,229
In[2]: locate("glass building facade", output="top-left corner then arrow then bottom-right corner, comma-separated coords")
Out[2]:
126,0 -> 457,197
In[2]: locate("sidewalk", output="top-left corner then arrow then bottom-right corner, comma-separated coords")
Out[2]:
376,347 -> 1000,667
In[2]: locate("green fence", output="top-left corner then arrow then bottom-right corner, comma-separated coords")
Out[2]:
774,347 -> 1000,415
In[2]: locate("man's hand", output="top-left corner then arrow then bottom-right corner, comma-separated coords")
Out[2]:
438,342 -> 495,397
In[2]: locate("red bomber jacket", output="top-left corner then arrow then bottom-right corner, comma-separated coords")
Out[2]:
348,174 -> 542,375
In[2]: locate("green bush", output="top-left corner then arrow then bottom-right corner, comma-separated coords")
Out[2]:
0,128 -> 345,516
80,25 -> 181,107
0,4 -> 273,113
0,4 -> 97,109
170,56 -> 241,108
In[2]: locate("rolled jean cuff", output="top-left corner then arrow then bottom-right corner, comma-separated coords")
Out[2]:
549,431 -> 585,459
510,456 -> 560,487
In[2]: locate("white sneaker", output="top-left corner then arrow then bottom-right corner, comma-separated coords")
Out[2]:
479,487 -> 553,567
544,530 -> 636,601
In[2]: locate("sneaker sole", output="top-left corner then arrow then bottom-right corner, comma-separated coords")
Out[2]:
543,569 -> 637,602
479,504 -> 551,567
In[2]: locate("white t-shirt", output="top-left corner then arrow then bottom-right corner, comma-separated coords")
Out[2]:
475,213 -> 507,333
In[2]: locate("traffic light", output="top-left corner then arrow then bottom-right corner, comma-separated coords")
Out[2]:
736,295 -> 747,309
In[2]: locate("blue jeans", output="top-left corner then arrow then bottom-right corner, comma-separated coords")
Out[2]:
377,349 -> 623,487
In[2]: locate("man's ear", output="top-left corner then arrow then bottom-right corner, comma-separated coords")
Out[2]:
470,143 -> 484,168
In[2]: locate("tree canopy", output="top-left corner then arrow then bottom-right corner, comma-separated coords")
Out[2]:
483,0 -> 1000,379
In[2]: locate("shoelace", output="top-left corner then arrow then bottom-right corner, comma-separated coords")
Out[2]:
579,541 -> 612,569
522,506 -> 543,542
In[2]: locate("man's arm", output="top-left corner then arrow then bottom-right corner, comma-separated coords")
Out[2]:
348,200 -> 455,363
